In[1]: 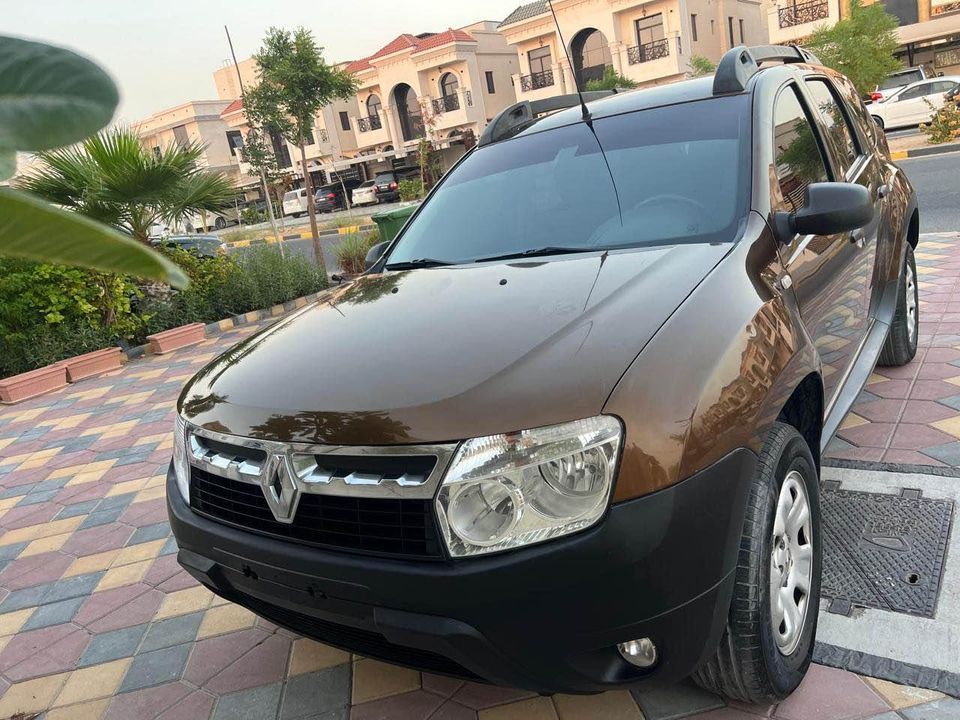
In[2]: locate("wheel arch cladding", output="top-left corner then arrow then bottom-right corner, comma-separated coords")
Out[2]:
775,372 -> 824,469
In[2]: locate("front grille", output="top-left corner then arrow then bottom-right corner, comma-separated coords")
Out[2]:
226,587 -> 479,680
190,467 -> 444,559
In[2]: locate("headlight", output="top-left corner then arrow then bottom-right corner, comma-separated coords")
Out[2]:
436,416 -> 622,557
173,414 -> 190,503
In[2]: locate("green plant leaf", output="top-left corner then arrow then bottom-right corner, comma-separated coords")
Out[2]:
0,149 -> 13,180
0,188 -> 188,288
0,36 -> 119,151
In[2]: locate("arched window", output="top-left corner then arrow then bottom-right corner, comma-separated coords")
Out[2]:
366,94 -> 382,118
440,72 -> 459,97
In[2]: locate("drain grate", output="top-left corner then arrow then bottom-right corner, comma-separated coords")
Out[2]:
820,483 -> 953,618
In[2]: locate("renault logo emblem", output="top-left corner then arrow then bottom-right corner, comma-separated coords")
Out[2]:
260,453 -> 300,523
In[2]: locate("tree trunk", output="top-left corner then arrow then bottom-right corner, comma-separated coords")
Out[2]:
260,166 -> 284,258
299,142 -> 325,274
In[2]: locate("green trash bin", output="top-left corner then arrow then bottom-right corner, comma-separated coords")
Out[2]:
371,203 -> 418,242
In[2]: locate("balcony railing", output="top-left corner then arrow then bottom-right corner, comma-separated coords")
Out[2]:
778,0 -> 829,28
520,69 -> 554,92
432,94 -> 460,114
627,38 -> 670,65
357,115 -> 382,132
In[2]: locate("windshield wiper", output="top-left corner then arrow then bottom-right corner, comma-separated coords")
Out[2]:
384,257 -> 455,270
472,246 -> 600,263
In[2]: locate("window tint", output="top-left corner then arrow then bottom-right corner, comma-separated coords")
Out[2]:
774,86 -> 830,213
386,96 -> 751,265
804,79 -> 859,176
899,82 -> 935,100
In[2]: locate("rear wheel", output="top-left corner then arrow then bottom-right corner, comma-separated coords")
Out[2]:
215,216 -> 226,230
878,244 -> 918,367
872,115 -> 884,130
692,422 -> 821,703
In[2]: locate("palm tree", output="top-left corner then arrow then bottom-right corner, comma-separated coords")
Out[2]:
17,128 -> 238,244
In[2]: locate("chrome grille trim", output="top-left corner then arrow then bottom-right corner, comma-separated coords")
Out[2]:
186,424 -> 456,500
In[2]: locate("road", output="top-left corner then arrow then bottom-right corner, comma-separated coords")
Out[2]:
898,151 -> 960,233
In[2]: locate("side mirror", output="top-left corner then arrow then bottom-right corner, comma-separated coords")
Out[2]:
776,182 -> 873,239
364,241 -> 391,271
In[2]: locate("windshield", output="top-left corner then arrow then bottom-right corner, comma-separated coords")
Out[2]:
386,95 -> 750,266
881,70 -> 923,90
283,191 -> 298,202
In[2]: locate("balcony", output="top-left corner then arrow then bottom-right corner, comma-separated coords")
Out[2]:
627,38 -> 670,65
431,94 -> 460,114
778,0 -> 829,28
520,70 -> 554,92
357,115 -> 382,132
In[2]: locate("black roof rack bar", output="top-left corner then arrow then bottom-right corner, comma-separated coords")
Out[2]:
713,44 -> 821,95
478,90 -> 617,147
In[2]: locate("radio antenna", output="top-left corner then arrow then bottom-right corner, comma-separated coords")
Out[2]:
547,0 -> 591,125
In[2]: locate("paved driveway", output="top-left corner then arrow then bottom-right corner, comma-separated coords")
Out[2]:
1,239 -> 959,719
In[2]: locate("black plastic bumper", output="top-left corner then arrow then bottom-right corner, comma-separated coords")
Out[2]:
168,448 -> 756,693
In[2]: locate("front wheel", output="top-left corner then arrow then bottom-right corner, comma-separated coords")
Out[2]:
692,422 -> 821,703
872,115 -> 884,130
215,216 -> 226,230
878,244 -> 919,366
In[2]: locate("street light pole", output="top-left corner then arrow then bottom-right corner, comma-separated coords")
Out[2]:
225,25 -> 284,257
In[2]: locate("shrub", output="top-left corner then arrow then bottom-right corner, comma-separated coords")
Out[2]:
241,206 -> 266,225
0,246 -> 329,379
220,228 -> 265,245
920,100 -> 960,144
585,66 -> 638,91
398,179 -> 423,201
334,231 -> 380,274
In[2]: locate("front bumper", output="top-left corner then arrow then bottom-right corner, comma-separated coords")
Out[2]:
168,448 -> 756,693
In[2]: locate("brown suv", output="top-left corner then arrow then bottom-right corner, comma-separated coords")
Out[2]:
168,45 -> 919,703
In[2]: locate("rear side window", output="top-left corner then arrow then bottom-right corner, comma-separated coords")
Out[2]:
283,191 -> 298,202
880,70 -> 923,90
773,86 -> 830,213
804,79 -> 859,176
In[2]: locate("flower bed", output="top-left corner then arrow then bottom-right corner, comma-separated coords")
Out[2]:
0,245 -> 328,379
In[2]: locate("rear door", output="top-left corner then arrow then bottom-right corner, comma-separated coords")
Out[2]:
772,83 -> 873,407
886,82 -> 939,126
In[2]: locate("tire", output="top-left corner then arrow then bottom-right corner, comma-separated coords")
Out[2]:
215,216 -> 226,230
292,213 -> 301,218
878,244 -> 919,367
692,422 -> 821,704
872,115 -> 884,130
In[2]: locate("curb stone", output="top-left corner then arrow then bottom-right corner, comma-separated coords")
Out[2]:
890,141 -> 960,161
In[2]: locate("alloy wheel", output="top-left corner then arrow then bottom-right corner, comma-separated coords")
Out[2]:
770,470 -> 814,656
906,259 -> 918,346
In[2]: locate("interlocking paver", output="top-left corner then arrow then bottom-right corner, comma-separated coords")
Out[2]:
0,293 -> 947,718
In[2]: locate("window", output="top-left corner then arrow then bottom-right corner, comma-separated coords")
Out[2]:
773,86 -> 830,213
366,94 -> 382,118
386,95 -> 751,266
635,14 -> 665,46
172,124 -> 189,147
711,19 -> 715,34
440,72 -> 459,97
727,17 -> 735,47
804,79 -> 859,175
485,70 -> 496,94
691,14 -> 698,42
339,111 -> 350,131
933,80 -> 959,94
528,46 -> 552,75
226,130 -> 243,156
152,146 -> 161,159
739,19 -> 745,44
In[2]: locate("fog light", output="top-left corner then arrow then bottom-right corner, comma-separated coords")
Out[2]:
618,638 -> 658,668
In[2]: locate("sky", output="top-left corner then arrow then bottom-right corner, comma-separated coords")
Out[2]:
5,0 -> 523,123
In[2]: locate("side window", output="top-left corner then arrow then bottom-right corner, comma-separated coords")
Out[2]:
831,74 -> 877,146
932,80 -> 957,94
804,78 -> 859,176
773,86 -> 830,213
900,83 -> 933,101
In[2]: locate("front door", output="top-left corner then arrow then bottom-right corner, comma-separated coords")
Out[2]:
772,83 -> 875,407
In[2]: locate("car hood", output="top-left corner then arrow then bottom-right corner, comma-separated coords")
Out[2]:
180,244 -> 731,444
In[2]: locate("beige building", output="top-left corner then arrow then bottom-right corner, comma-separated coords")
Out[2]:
499,0 -> 766,100
134,99 -> 256,185
212,21 -> 518,191
769,0 -> 960,75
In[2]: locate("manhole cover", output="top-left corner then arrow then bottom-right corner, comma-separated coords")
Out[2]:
821,483 -> 953,618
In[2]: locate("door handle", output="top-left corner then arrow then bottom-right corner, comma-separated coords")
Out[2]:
877,183 -> 891,199
850,230 -> 866,248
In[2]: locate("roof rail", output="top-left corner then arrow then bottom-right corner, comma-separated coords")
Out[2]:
478,90 -> 617,147
713,44 -> 822,95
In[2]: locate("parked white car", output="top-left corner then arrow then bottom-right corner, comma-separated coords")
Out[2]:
351,180 -> 378,206
283,188 -> 310,217
870,76 -> 960,130
869,66 -> 929,103
184,207 -> 239,232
